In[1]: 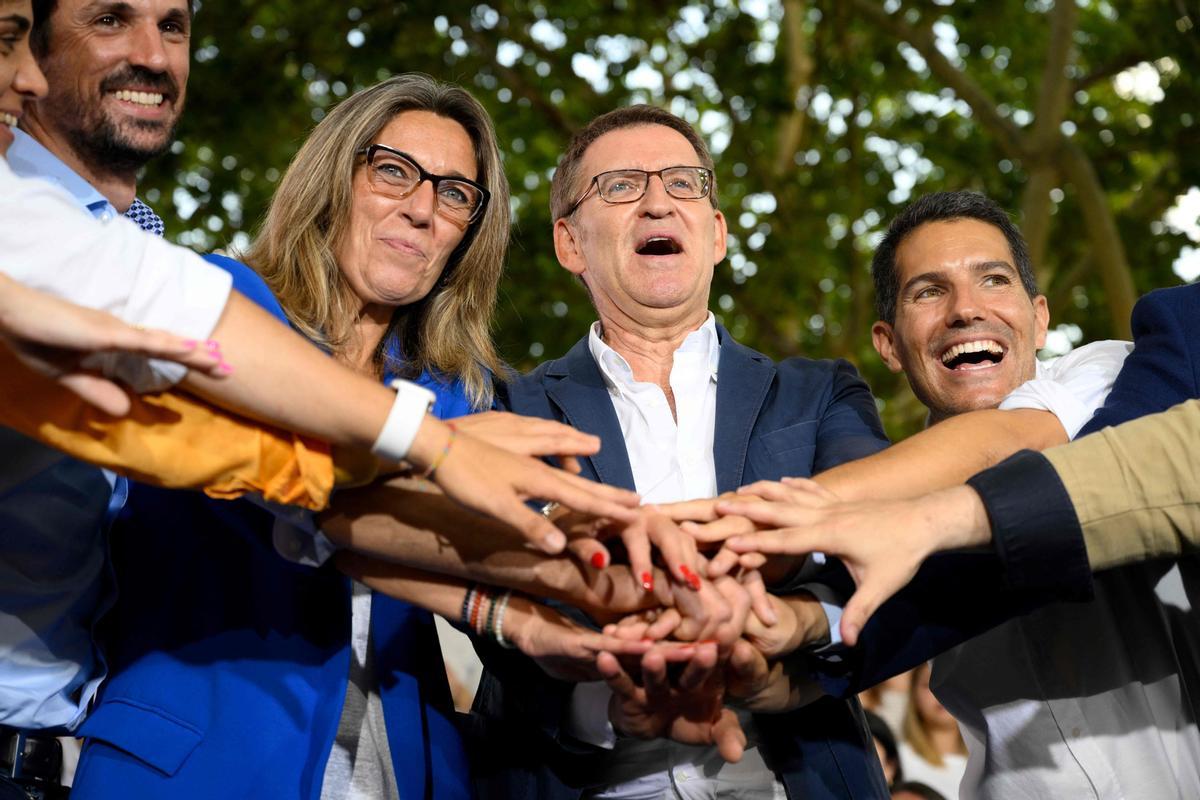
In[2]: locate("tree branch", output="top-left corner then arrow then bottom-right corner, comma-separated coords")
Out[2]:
848,0 -> 1028,159
772,0 -> 817,178
1059,141 -> 1136,338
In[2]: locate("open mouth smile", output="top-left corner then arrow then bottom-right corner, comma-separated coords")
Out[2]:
0,112 -> 17,127
940,339 -> 1006,371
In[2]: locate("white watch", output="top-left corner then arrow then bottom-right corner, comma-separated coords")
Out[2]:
371,379 -> 437,463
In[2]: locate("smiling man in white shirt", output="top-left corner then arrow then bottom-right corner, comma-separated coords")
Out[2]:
472,105 -> 893,800
842,190 -> 1195,799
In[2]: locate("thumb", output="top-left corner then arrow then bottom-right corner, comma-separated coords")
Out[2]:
839,586 -> 887,648
59,373 -> 133,416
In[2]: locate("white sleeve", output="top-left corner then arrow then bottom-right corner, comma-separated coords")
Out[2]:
565,681 -> 618,749
999,340 -> 1133,440
0,162 -> 233,386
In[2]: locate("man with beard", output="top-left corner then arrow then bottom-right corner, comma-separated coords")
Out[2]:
0,1 -> 191,795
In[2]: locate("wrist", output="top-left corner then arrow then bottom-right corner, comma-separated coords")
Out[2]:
923,485 -> 992,552
372,379 -> 437,464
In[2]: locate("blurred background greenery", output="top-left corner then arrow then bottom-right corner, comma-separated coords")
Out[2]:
147,0 -> 1199,438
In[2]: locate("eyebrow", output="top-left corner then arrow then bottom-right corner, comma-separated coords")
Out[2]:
900,260 -> 1017,296
0,13 -> 31,32
77,0 -> 190,24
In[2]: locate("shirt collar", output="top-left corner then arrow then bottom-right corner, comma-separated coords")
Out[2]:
588,312 -> 721,395
7,128 -> 114,218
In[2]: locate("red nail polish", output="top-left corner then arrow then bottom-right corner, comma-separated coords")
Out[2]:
680,566 -> 702,591
590,552 -> 606,569
641,572 -> 654,592
216,361 -> 234,375
205,339 -> 220,351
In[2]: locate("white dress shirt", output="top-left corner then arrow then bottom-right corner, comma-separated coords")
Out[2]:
0,149 -> 232,390
564,314 -> 785,800
933,339 -> 1200,799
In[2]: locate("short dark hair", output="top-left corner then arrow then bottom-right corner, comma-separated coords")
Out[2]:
871,190 -> 1039,325
550,104 -> 718,221
31,0 -> 197,58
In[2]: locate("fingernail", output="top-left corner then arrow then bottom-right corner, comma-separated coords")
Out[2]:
205,339 -> 220,351
590,552 -> 606,569
641,572 -> 654,592
543,531 -> 566,553
216,361 -> 233,375
182,339 -> 198,348
680,566 -> 702,591
699,639 -> 719,645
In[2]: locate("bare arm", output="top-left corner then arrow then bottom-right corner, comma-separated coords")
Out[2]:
815,407 -> 1067,502
321,476 -> 667,619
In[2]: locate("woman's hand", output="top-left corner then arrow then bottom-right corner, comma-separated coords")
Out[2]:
0,273 -> 227,415
412,417 -> 641,554
504,594 -> 652,682
450,410 -> 605,474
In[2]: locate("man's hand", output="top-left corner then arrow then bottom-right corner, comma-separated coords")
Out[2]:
724,640 -> 824,714
598,644 -> 747,763
742,591 -> 829,658
721,478 -> 992,645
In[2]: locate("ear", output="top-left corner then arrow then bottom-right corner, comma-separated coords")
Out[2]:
871,321 -> 904,373
1032,294 -> 1050,349
712,210 -> 728,265
553,218 -> 587,278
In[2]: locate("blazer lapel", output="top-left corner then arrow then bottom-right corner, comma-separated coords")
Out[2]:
713,326 -> 776,493
544,337 -> 637,491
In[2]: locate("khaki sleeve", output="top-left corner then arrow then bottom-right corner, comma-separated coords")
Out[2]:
0,346 -> 338,510
1044,399 -> 1200,572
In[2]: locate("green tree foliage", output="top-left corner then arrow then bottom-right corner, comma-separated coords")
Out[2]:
147,0 -> 1199,437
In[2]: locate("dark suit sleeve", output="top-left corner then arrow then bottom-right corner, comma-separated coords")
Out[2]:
814,359 -> 890,471
1080,286 -> 1200,434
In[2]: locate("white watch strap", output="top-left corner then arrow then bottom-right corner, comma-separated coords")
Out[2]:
371,379 -> 437,463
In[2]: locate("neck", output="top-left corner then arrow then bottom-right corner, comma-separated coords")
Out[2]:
597,308 -> 708,421
347,302 -> 395,373
20,116 -> 139,212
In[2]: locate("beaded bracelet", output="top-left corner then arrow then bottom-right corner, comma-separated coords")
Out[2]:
459,584 -> 478,630
469,586 -> 490,635
421,422 -> 458,480
492,590 -> 516,649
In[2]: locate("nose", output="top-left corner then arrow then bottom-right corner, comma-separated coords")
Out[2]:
637,173 -> 674,218
127,20 -> 170,73
399,179 -> 437,227
14,44 -> 48,101
945,285 -> 986,327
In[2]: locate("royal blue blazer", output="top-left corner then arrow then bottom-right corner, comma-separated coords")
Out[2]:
69,256 -> 474,800
471,329 -> 893,800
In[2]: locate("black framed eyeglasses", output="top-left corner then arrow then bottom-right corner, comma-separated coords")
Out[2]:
356,144 -> 490,228
565,166 -> 713,217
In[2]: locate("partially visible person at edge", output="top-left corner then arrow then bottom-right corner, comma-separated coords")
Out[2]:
895,662 -> 965,800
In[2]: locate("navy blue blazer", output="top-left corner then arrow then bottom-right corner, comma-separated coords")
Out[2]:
809,284 -> 1200,697
472,327 -> 892,800
1081,282 -> 1200,433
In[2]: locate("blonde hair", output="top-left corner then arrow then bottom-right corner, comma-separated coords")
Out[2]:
245,73 -> 510,406
901,662 -> 965,767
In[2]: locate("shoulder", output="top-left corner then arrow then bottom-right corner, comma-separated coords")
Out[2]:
201,253 -> 289,324
1132,283 -> 1200,339
1038,339 -> 1132,382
